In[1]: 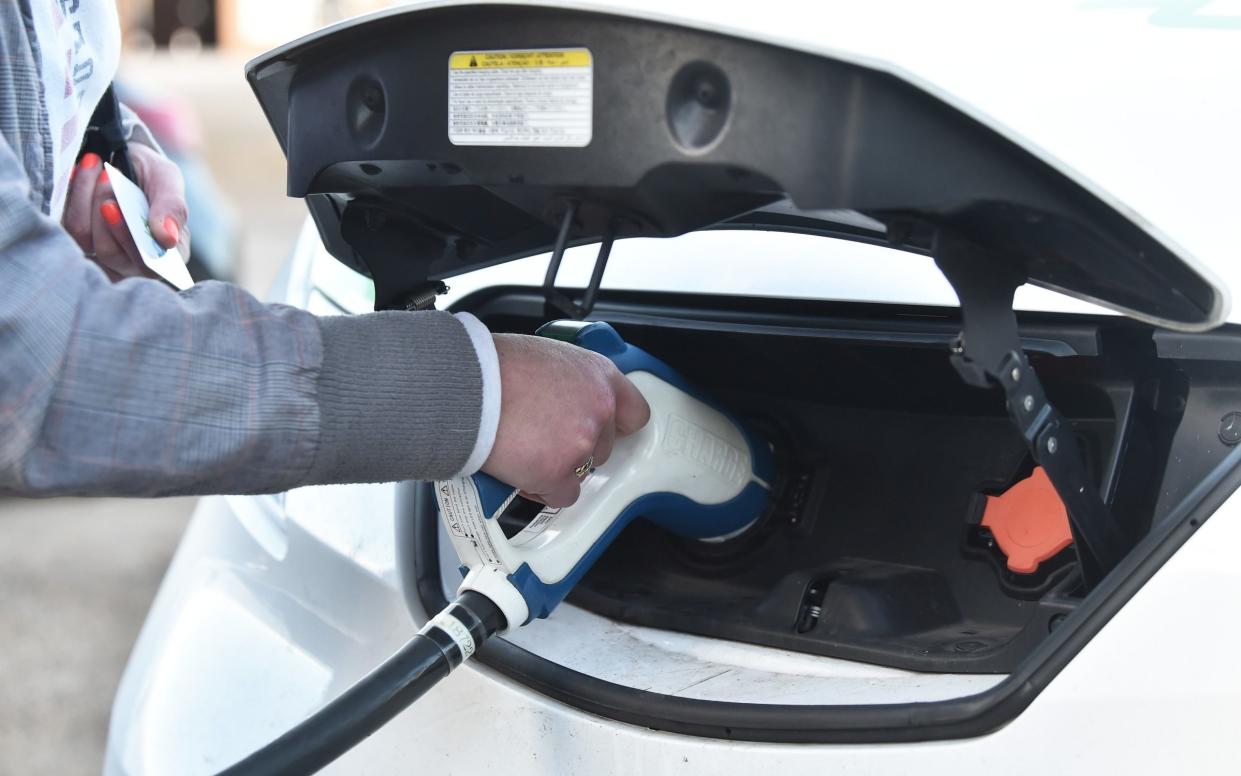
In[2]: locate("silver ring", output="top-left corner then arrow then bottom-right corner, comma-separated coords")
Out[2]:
574,455 -> 595,479
83,251 -> 97,259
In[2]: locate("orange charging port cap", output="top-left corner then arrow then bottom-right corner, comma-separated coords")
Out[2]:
981,466 -> 1072,574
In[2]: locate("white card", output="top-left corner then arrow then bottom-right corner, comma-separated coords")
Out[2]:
103,162 -> 193,290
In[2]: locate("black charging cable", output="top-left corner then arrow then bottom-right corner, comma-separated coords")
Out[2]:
216,591 -> 505,775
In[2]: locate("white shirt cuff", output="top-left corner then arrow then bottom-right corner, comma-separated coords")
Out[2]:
453,312 -> 501,476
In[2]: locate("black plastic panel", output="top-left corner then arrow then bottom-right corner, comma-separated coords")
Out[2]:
248,3 -> 1222,326
453,290 -> 1187,673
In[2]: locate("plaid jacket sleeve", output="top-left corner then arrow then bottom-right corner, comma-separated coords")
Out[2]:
0,131 -> 485,497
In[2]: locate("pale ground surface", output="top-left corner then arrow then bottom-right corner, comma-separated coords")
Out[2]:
0,50 -> 302,776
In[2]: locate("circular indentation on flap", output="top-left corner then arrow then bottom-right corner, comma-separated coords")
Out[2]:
346,76 -> 387,148
666,61 -> 732,152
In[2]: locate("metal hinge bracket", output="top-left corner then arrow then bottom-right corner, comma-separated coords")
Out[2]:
933,232 -> 1128,588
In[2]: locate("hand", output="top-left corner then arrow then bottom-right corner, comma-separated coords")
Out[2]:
62,145 -> 190,282
482,334 -> 651,507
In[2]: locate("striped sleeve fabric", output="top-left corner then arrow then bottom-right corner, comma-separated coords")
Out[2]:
0,128 -> 485,496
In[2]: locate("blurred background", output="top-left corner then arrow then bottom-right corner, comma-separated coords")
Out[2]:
0,2 -> 395,773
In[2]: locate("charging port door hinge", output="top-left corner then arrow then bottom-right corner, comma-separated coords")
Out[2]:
933,233 -> 1129,589
542,200 -> 617,321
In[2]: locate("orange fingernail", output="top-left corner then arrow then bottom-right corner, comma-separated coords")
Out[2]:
163,217 -> 180,244
101,200 -> 122,226
81,153 -> 100,169
99,169 -> 109,184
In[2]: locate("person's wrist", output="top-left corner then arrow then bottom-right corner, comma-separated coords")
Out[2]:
452,312 -> 501,476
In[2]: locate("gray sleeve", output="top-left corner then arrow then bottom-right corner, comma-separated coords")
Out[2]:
0,132 -> 482,497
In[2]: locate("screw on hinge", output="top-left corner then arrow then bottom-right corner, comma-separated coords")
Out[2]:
1219,412 -> 1241,446
795,578 -> 831,633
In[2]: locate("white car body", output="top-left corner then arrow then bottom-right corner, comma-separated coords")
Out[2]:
107,1 -> 1241,774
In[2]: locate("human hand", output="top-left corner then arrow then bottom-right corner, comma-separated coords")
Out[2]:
482,334 -> 652,507
62,144 -> 190,282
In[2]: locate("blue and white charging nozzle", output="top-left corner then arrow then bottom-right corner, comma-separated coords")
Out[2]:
219,320 -> 775,775
434,320 -> 776,633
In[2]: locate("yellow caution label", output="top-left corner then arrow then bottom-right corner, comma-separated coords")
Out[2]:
448,47 -> 593,147
449,49 -> 592,70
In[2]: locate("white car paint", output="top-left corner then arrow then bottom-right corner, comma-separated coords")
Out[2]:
104,460 -> 1241,774
526,0 -> 1241,324
106,2 -> 1241,774
105,231 -> 1241,773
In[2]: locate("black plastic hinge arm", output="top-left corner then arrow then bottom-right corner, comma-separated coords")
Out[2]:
542,200 -> 616,321
933,233 -> 1129,588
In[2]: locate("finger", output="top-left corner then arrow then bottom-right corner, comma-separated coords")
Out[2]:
154,212 -> 182,252
611,373 -> 652,436
90,170 -> 150,279
516,490 -> 546,506
63,152 -> 103,248
132,146 -> 188,249
539,477 -> 582,509
92,199 -> 147,278
100,198 -> 147,270
592,413 -> 616,468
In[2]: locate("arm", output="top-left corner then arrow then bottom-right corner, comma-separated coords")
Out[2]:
0,131 -> 486,497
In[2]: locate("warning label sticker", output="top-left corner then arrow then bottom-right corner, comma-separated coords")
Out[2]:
448,48 -> 592,147
509,506 -> 561,548
435,478 -> 505,570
